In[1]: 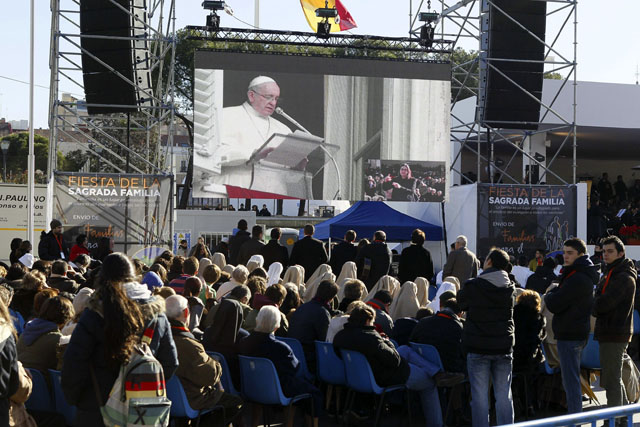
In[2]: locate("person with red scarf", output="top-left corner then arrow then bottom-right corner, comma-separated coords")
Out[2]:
69,234 -> 90,262
37,219 -> 69,261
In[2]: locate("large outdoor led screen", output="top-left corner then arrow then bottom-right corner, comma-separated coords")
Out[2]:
192,50 -> 451,201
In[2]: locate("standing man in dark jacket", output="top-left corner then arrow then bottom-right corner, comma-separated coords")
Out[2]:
289,224 -> 328,282
399,229 -> 434,283
457,248 -> 515,427
237,225 -> 265,267
593,236 -> 636,410
329,230 -> 358,274
38,219 -> 69,261
544,238 -> 597,414
356,230 -> 392,290
228,219 -> 251,265
260,227 -> 289,271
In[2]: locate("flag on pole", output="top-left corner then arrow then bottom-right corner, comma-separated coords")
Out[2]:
300,0 -> 357,33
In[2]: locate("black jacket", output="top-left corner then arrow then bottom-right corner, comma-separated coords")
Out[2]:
525,265 -> 557,295
288,299 -> 331,369
457,268 -> 515,355
355,241 -> 392,290
260,240 -> 290,271
593,257 -> 637,343
289,236 -> 328,282
398,244 -> 434,283
237,238 -> 265,267
513,304 -> 546,373
38,230 -> 69,261
0,326 -> 19,427
409,310 -> 465,373
228,229 -> 251,265
329,241 -> 357,275
333,323 -> 410,387
47,276 -> 80,294
544,255 -> 597,341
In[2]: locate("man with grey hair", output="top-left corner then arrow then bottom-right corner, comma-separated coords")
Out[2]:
201,76 -> 293,196
166,295 -> 244,424
442,235 -> 480,284
238,306 -> 322,423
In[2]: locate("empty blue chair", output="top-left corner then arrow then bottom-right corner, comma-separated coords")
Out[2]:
206,351 -> 240,396
275,336 -> 314,381
389,338 -> 399,349
409,342 -> 445,371
49,369 -> 77,426
25,368 -> 54,412
166,375 -> 216,426
238,355 -> 314,426
314,341 -> 346,386
340,349 -> 410,427
634,310 -> 640,334
580,333 -> 601,370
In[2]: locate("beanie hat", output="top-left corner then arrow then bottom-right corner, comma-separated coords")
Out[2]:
50,219 -> 62,229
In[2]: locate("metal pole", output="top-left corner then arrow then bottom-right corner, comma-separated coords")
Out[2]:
572,1 -> 578,184
27,0 -> 35,244
254,0 -> 260,28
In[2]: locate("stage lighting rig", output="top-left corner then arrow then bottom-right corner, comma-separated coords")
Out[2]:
202,1 -> 225,31
315,1 -> 338,39
418,12 -> 439,48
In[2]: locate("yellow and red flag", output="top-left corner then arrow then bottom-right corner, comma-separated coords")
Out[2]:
300,0 -> 357,33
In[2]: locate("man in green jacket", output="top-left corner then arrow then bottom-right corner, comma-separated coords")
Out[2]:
593,236 -> 637,411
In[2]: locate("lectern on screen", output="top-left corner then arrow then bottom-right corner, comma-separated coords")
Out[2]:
192,50 -> 451,201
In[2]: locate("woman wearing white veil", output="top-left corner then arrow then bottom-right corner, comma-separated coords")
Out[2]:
364,275 -> 400,301
427,278 -> 458,313
211,252 -> 227,269
282,265 -> 306,295
389,281 -> 421,320
266,262 -> 284,287
336,261 -> 359,301
302,264 -> 335,303
246,254 -> 264,273
414,277 -> 431,307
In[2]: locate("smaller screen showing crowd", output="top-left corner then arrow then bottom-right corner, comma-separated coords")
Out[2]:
363,160 -> 446,203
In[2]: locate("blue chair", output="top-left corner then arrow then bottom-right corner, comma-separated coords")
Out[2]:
314,341 -> 346,386
166,375 -> 216,427
48,369 -> 77,426
389,338 -> 399,349
25,368 -> 54,412
409,342 -> 444,371
580,333 -> 601,370
633,310 -> 640,334
340,349 -> 411,427
275,336 -> 314,382
238,355 -> 314,427
206,351 -> 240,396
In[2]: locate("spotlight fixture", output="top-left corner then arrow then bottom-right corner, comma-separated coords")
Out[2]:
419,24 -> 435,48
202,1 -> 225,31
418,12 -> 439,23
315,1 -> 337,39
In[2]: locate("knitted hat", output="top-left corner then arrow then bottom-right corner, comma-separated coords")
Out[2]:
50,219 -> 62,229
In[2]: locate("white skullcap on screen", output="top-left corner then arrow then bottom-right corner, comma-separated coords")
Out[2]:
248,75 -> 276,90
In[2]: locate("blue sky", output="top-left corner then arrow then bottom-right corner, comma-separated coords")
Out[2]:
1,0 -> 638,129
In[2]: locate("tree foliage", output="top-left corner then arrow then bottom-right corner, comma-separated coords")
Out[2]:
0,133 -> 49,183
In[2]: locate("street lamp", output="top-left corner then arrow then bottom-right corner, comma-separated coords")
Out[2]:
0,140 -> 9,182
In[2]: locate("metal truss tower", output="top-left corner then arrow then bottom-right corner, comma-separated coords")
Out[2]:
48,0 -> 177,176
410,0 -> 578,185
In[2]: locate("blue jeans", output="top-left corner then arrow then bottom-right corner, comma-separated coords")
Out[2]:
557,339 -> 586,414
406,363 -> 443,426
467,352 -> 514,427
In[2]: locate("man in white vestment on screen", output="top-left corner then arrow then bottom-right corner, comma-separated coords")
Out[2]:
200,76 -> 292,197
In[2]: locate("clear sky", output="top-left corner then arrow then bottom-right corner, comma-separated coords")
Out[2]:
1,0 -> 638,129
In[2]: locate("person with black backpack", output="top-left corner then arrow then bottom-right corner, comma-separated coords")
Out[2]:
62,253 -> 175,426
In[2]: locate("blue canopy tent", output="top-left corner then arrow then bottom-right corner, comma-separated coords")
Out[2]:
305,201 -> 443,241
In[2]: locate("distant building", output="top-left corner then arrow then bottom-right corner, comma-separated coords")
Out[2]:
0,119 -> 11,138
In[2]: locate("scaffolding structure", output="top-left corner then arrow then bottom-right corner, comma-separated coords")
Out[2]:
410,0 -> 578,185
48,0 -> 177,176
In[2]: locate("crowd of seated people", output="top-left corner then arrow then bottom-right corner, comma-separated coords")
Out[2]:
1,218 -> 638,426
